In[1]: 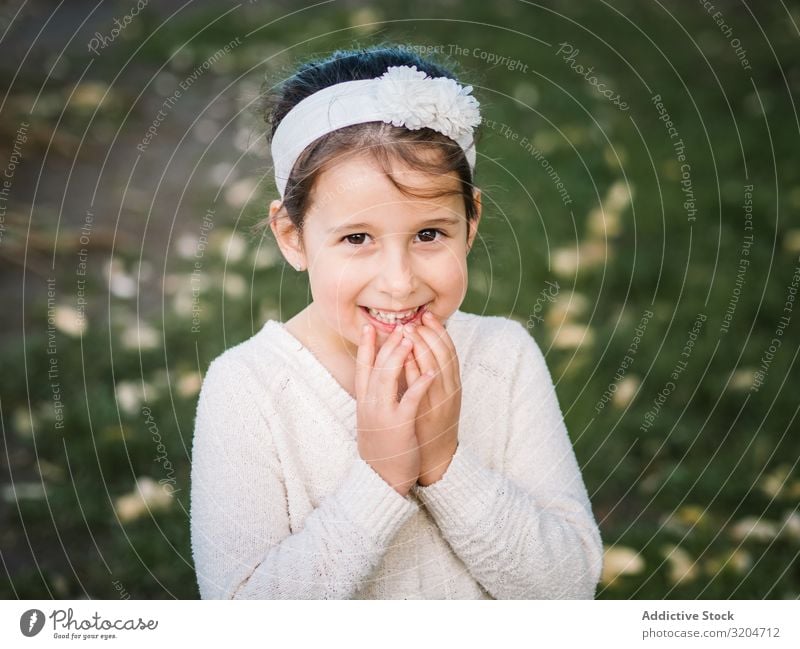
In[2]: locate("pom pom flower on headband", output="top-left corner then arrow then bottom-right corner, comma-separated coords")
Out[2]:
374,65 -> 481,140
271,65 -> 482,199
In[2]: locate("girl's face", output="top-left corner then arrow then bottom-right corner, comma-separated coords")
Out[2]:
271,154 -> 481,356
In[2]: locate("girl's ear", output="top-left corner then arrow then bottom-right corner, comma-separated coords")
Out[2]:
467,188 -> 482,253
269,199 -> 307,271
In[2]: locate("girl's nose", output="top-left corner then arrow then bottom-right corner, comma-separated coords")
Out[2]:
378,248 -> 418,296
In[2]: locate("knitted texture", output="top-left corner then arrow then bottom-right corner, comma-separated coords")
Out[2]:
190,310 -> 603,599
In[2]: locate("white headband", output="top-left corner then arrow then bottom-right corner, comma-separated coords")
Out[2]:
271,64 -> 481,199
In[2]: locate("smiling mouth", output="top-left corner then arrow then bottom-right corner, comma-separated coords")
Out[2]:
360,304 -> 428,327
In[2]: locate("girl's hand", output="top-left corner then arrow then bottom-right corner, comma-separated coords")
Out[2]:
401,311 -> 461,486
356,322 -> 436,497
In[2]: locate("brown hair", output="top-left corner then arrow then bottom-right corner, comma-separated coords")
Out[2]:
254,44 -> 483,246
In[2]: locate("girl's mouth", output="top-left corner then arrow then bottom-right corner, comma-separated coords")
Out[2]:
360,304 -> 428,331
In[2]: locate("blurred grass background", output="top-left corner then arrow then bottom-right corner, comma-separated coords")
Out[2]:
1,0 -> 798,599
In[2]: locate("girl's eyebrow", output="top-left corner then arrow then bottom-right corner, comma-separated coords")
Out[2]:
327,216 -> 461,234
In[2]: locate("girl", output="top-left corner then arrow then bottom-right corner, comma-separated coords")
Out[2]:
190,45 -> 602,599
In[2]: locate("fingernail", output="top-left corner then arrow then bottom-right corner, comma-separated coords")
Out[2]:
362,324 -> 369,334
404,323 -> 416,334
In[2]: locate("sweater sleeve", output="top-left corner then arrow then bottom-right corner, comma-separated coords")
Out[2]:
410,320 -> 603,599
190,356 -> 419,599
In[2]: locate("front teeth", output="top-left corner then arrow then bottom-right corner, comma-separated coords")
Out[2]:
367,306 -> 420,324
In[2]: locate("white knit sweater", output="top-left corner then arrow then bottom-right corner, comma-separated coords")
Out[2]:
190,309 -> 603,599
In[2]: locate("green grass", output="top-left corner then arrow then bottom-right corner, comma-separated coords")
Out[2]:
2,0 -> 798,599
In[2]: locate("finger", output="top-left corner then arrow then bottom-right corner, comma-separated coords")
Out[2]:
404,346 -> 421,387
421,310 -> 458,358
404,351 -> 432,419
415,324 -> 458,394
405,347 -> 421,381
398,370 -> 436,413
355,323 -> 374,400
421,312 -> 459,391
373,323 -> 405,368
403,325 -> 437,376
374,336 -> 413,402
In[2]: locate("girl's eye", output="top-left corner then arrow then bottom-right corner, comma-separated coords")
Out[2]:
416,228 -> 445,243
343,233 -> 370,246
340,229 -> 446,246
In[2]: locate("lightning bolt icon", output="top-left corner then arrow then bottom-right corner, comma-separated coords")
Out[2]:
28,611 -> 38,632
